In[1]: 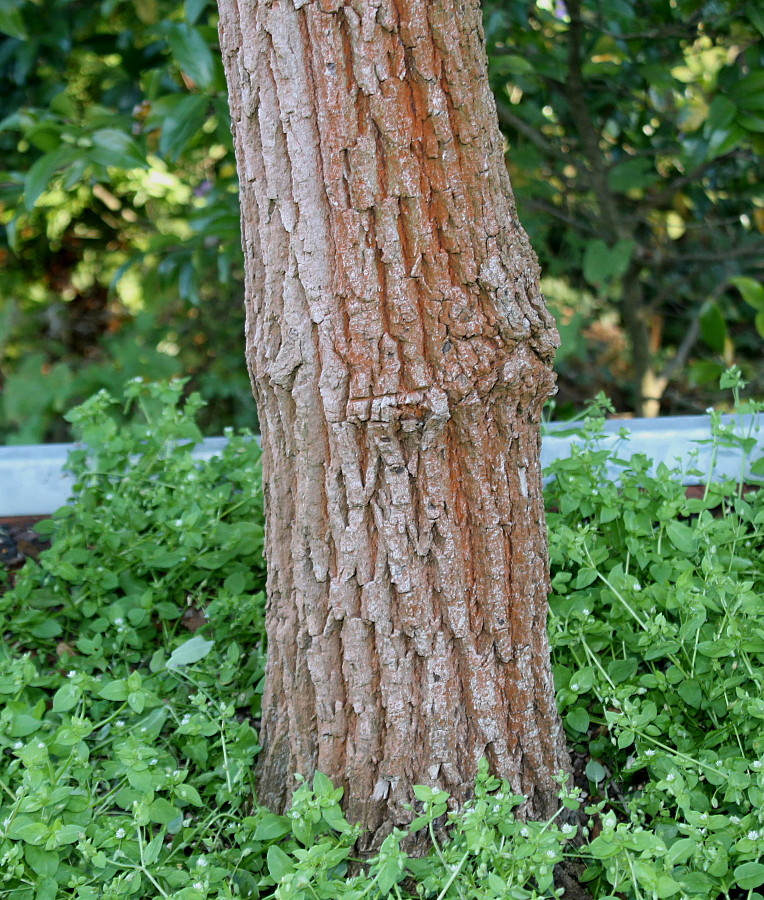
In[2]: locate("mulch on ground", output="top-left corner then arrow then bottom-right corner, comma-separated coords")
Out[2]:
0,517 -> 49,577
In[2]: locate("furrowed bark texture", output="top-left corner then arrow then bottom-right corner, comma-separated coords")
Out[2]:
217,0 -> 569,845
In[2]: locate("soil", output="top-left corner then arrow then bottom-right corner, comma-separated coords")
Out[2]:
0,516 -> 49,578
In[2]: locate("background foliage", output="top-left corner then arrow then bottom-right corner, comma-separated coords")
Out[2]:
0,0 -> 763,442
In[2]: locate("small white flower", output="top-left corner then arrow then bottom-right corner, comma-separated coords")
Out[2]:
197,857 -> 208,868
665,772 -> 676,783
140,727 -> 147,733
67,670 -> 76,678
561,823 -> 575,835
581,609 -> 590,617
752,760 -> 762,769
644,749 -> 656,757
520,827 -> 530,837
546,849 -> 556,858
193,883 -> 204,891
149,758 -> 158,766
730,816 -> 741,824
715,760 -> 723,768
175,519 -> 183,527
37,742 -> 45,749
747,830 -> 760,841
114,617 -> 124,626
115,828 -> 126,839
633,583 -> 641,592
706,407 -> 714,414
13,741 -> 22,750
570,683 -> 579,692
116,720 -> 125,728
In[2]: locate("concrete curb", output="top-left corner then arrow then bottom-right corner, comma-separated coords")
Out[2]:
0,415 -> 760,517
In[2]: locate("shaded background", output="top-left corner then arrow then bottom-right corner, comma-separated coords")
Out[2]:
0,0 -> 762,444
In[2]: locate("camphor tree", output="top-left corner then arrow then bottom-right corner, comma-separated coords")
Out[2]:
216,0 -> 570,847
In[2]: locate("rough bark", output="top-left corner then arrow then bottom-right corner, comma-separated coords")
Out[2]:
217,0 -> 570,847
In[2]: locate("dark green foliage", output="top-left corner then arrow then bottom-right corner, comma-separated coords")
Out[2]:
2,1 -> 763,441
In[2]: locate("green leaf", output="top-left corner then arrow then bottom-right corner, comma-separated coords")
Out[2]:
149,798 -> 179,825
267,845 -> 294,882
24,846 -> 59,877
99,679 -> 129,701
89,129 -> 146,170
127,691 -> 145,714
735,862 -> 764,890
52,682 -> 82,713
312,770 -> 335,798
167,636 -> 214,668
665,521 -> 696,555
705,95 -> 737,133
185,0 -> 208,23
167,24 -> 215,89
607,157 -> 658,192
583,239 -> 635,287
0,0 -> 26,39
175,783 -> 204,806
156,94 -> 209,161
254,814 -> 292,841
731,276 -> 764,311
412,785 -> 434,802
565,707 -> 590,733
16,822 -> 49,845
23,147 -> 77,210
143,831 -> 164,866
699,302 -> 728,354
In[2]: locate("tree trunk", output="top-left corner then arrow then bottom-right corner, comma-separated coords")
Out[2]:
217,0 -> 570,847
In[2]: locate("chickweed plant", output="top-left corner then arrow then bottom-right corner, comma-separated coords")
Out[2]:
0,374 -> 762,899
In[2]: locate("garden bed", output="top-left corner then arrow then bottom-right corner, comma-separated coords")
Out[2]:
1,383 -> 763,900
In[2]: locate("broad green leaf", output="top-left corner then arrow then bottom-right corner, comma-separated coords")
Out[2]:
15,822 -> 49,845
705,95 -> 737,133
583,239 -> 635,287
312,770 -> 335,798
607,157 -> 658,192
0,0 -> 26,39
185,0 -> 209,24
254,814 -> 292,841
565,707 -> 590,733
23,147 -> 77,210
167,24 -> 215,89
156,94 -> 209,161
699,302 -> 728,353
266,845 -> 294,882
24,846 -> 59,877
738,110 -> 764,132
89,129 -> 146,170
175,783 -> 204,806
52,682 -> 82,713
735,862 -> 764,890
143,831 -> 164,865
665,521 -> 696,555
731,276 -> 764,311
166,635 -> 214,668
99,679 -> 129,701
149,798 -> 179,825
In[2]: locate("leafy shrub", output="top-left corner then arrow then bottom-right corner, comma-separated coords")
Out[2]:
0,380 -> 763,898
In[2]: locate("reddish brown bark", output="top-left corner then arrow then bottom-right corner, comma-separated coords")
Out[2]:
217,0 -> 570,846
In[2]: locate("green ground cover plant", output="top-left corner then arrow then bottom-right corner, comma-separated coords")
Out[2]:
0,377 -> 762,899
